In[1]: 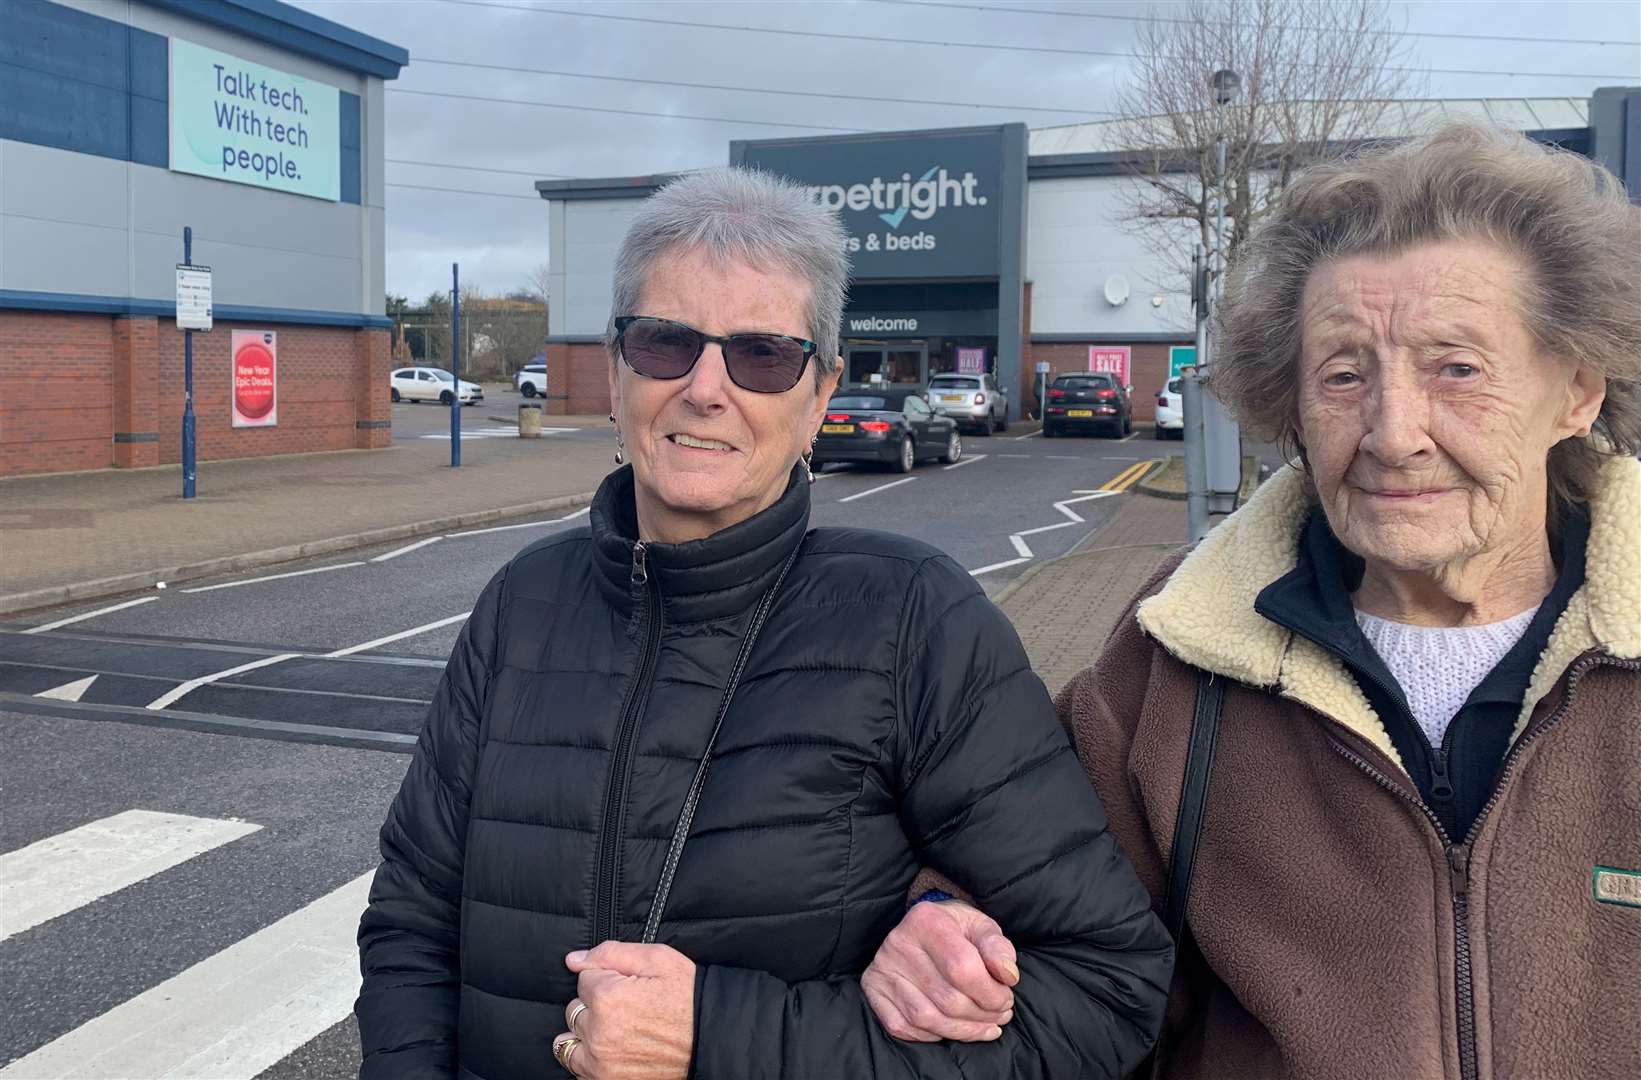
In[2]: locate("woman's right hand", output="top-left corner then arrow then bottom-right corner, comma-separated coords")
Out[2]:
861,898 -> 1021,1043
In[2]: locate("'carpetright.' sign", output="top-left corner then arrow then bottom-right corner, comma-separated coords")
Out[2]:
170,39 -> 340,201
733,129 -> 1014,279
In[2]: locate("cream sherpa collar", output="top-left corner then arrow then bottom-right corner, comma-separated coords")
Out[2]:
1136,455 -> 1641,775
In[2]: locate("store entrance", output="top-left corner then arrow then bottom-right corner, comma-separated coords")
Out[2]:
844,340 -> 927,386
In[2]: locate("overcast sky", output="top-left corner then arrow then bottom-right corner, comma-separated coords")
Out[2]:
289,0 -> 1641,303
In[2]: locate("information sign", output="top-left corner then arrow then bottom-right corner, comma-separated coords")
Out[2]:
176,265 -> 213,331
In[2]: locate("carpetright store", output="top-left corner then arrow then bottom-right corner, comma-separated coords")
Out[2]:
537,91 -> 1639,426
0,0 -> 406,478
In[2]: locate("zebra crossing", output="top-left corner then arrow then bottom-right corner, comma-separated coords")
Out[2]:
416,426 -> 575,439
0,805 -> 377,1079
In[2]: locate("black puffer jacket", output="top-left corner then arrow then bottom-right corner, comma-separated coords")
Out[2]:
357,466 -> 1172,1080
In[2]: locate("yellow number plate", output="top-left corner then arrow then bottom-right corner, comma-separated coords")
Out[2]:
940,394 -> 964,402
822,423 -> 855,434
1067,409 -> 1094,418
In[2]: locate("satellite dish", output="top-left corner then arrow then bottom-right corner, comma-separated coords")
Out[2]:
1103,273 -> 1131,307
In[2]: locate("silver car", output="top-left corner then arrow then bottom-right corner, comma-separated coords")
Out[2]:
927,373 -> 1008,434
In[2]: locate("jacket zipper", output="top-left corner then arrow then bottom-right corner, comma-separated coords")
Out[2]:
1327,651 -> 1632,1080
591,541 -> 663,945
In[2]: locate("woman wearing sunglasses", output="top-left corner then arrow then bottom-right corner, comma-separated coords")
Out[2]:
355,167 -> 1171,1080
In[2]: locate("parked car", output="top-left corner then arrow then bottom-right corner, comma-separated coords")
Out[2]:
1042,372 -> 1131,438
390,367 -> 484,405
812,387 -> 961,473
926,372 -> 1008,434
515,361 -> 547,398
1154,377 -> 1183,439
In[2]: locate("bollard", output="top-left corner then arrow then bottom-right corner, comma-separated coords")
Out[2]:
518,402 -> 543,439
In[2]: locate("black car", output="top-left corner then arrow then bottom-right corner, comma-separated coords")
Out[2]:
1043,373 -> 1132,437
812,387 -> 962,473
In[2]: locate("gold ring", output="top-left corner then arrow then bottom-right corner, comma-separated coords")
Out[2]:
568,1001 -> 589,1034
552,1033 -> 582,1074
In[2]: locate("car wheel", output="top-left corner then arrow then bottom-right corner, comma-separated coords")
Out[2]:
1123,413 -> 1133,436
994,413 -> 1007,434
521,382 -> 536,398
1042,424 -> 1057,438
940,430 -> 962,464
894,436 -> 916,473
440,390 -> 454,406
390,388 -> 400,403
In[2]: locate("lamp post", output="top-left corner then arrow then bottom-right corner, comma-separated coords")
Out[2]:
1185,67 -> 1241,542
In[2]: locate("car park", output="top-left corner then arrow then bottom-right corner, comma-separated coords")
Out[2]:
811,387 -> 961,473
390,367 -> 484,405
1042,373 -> 1131,438
515,362 -> 547,397
926,373 -> 1008,434
1154,377 -> 1183,439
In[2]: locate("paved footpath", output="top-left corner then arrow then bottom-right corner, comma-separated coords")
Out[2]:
0,418 -> 615,615
998,492 -> 1190,695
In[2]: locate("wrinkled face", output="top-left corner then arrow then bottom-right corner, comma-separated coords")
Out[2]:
1295,239 -> 1604,575
610,247 -> 839,543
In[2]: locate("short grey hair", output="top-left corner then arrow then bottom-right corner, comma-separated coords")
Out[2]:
606,167 -> 850,389
1215,123 -> 1641,515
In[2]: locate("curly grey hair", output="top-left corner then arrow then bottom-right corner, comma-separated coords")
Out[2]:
606,167 -> 850,390
1215,123 -> 1641,514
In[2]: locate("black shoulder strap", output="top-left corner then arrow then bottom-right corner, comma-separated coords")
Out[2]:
1161,670 -> 1224,942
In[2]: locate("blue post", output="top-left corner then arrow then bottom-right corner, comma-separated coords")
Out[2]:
450,262 -> 461,467
182,226 -> 196,499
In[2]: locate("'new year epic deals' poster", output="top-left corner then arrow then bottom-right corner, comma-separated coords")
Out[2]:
231,331 -> 278,429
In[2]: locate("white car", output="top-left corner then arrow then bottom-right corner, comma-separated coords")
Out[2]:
391,366 -> 484,405
515,362 -> 547,397
1154,377 -> 1183,438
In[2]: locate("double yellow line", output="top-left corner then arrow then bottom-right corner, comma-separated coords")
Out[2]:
1100,459 -> 1157,493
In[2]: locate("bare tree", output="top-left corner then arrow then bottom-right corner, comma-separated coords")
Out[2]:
1112,0 -> 1419,284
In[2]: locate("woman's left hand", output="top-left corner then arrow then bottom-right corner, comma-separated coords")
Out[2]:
560,942 -> 695,1079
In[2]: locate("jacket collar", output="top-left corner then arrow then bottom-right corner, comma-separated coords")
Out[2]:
1137,455 -> 1641,771
589,464 -> 811,624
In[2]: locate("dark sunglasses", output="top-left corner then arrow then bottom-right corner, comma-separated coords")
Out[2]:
614,315 -> 817,394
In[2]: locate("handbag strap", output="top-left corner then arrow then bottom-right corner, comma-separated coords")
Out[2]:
641,540 -> 803,944
1161,670 -> 1224,943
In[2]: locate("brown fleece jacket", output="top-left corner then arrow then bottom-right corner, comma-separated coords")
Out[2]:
1058,456 -> 1641,1080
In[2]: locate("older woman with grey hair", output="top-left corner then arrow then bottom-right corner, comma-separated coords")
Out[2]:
354,167 -> 1172,1080
858,124 -> 1641,1079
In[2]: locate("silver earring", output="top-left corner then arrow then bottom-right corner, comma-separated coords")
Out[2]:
610,413 -> 625,466
802,435 -> 817,484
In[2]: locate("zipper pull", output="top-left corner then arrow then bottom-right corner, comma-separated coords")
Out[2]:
1448,844 -> 1470,898
1429,749 -> 1454,803
631,541 -> 648,588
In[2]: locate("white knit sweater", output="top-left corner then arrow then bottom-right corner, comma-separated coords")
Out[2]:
1354,607 -> 1540,747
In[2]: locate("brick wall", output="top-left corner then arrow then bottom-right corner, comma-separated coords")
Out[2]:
0,310 -> 391,477
543,341 -> 612,416
1026,341 -> 1184,424
0,312 -> 114,476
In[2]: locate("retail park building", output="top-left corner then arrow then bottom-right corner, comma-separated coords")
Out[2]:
538,90 -> 1639,425
0,0 -> 405,477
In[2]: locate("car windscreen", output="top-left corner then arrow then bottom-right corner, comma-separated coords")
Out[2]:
1167,379 -> 1182,393
830,396 -> 889,410
428,370 -> 454,381
929,377 -> 980,389
1055,376 -> 1111,389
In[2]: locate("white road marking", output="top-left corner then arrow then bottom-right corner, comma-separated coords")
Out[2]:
996,453 -> 1029,458
24,597 -> 158,634
324,612 -> 472,658
1117,431 -> 1139,442
36,675 -> 96,702
446,505 -> 589,538
418,426 -> 576,440
0,810 -> 261,944
968,491 -> 1120,578
1012,429 -> 1042,440
0,871 -> 371,1079
837,476 -> 917,503
369,536 -> 444,563
943,453 -> 987,471
1100,456 -> 1142,461
146,654 -> 301,711
181,562 -> 365,594
970,556 -> 1033,576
